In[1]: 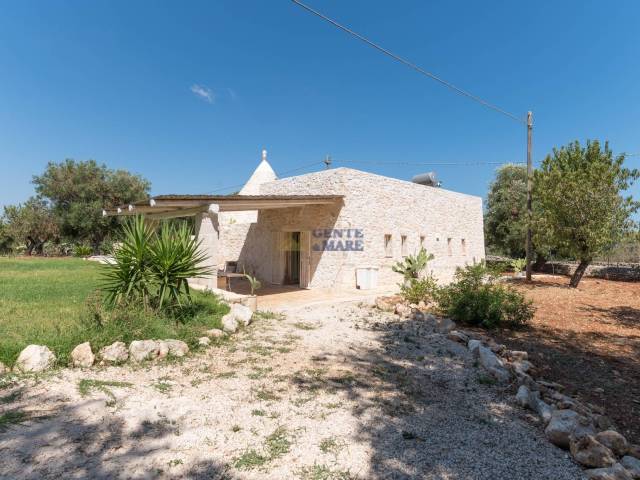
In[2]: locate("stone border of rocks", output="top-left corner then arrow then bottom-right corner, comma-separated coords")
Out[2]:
376,295 -> 640,480
0,303 -> 255,375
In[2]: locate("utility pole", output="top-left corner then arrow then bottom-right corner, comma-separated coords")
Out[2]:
324,155 -> 332,169
525,111 -> 533,282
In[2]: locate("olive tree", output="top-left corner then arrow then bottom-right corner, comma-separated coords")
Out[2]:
534,140 -> 639,287
484,164 -> 528,258
3,198 -> 58,255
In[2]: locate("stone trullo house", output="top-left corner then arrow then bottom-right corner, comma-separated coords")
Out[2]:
109,151 -> 485,291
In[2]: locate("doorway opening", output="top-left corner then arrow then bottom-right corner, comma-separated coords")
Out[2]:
283,231 -> 300,285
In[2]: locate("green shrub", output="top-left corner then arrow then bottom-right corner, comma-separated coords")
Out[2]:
399,276 -> 440,305
73,244 -> 93,257
79,290 -> 228,353
438,263 -> 534,328
43,241 -> 73,257
510,258 -> 526,273
98,238 -> 115,255
102,216 -> 212,312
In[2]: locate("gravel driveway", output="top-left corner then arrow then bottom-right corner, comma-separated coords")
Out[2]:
0,301 -> 584,479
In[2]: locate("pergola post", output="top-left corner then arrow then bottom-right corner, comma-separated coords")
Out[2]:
191,204 -> 221,289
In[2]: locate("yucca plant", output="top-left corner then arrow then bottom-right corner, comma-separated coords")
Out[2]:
392,247 -> 435,282
102,216 -> 212,311
102,216 -> 155,306
148,222 -> 211,310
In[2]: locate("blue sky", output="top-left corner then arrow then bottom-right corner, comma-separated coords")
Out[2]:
1,0 -> 639,210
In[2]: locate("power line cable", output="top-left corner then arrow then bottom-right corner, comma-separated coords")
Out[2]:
291,0 -> 526,125
335,159 -> 525,167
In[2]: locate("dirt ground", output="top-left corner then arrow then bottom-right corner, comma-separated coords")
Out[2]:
0,301 -> 583,479
492,274 -> 640,444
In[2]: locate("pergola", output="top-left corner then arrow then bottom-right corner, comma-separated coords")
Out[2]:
104,194 -> 344,219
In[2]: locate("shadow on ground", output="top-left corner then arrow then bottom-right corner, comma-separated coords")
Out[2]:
290,314 -> 584,480
0,396 -> 236,480
493,321 -> 640,444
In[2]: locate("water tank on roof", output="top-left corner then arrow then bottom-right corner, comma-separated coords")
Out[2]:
412,171 -> 440,187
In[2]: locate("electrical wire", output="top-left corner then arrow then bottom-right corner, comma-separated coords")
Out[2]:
335,159 -> 525,167
291,0 -> 526,125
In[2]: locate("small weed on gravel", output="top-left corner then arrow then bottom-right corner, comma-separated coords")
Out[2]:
255,388 -> 281,401
216,371 -> 236,379
152,381 -> 173,394
0,410 -> 27,431
297,464 -> 354,480
248,367 -> 273,380
293,322 -> 318,330
477,374 -> 497,385
233,426 -> 292,471
319,437 -> 344,455
0,389 -> 23,404
234,450 -> 269,470
231,424 -> 242,432
252,409 -> 266,416
78,379 -> 132,406
265,426 -> 291,458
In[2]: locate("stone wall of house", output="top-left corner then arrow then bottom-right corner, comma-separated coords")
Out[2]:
252,167 -> 485,288
217,212 -> 253,268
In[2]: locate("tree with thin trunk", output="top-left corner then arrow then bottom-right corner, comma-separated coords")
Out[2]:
3,198 -> 58,255
533,140 -> 639,287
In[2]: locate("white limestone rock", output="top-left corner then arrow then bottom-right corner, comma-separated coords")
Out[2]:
14,345 -> 56,373
467,339 -> 482,355
129,340 -> 160,363
165,339 -> 189,357
198,337 -> 211,347
71,342 -> 95,368
597,431 -> 630,457
515,385 -> 531,408
571,434 -> 617,468
477,345 -> 511,383
230,303 -> 253,326
507,350 -> 528,362
545,409 -> 595,449
533,396 -> 554,424
447,330 -> 469,344
435,317 -> 456,334
586,464 -> 634,480
222,313 -> 238,333
206,329 -> 225,338
157,341 -> 170,359
99,342 -> 128,364
621,456 -> 640,479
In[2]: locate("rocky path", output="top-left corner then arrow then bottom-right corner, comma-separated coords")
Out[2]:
0,302 -> 584,479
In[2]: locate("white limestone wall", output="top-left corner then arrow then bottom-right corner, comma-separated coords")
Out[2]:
238,204 -> 343,288
217,212 -> 253,267
257,168 -> 485,288
191,213 -> 220,289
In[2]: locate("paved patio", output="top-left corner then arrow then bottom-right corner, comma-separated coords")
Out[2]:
228,282 -> 396,312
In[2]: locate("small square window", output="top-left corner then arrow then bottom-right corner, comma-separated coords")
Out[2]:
401,235 -> 408,257
447,238 -> 452,256
384,234 -> 393,257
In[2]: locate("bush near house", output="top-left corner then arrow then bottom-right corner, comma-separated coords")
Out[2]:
393,248 -> 440,305
438,263 -> 534,328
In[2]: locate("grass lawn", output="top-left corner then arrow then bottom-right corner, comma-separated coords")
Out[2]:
0,257 -> 227,367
